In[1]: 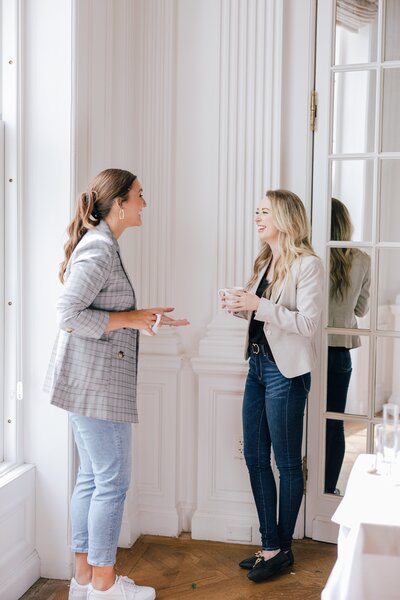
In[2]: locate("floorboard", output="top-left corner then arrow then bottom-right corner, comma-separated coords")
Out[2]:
20,534 -> 337,600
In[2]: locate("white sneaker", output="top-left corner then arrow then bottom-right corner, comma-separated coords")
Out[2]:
69,577 -> 89,599
87,576 -> 156,600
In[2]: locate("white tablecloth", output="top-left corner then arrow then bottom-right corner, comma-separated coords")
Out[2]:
322,454 -> 400,600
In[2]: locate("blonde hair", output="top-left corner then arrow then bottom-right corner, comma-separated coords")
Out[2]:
247,189 -> 317,300
59,168 -> 136,283
330,197 -> 360,302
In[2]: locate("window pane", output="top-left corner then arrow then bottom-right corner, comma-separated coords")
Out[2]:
326,336 -> 370,418
380,159 -> 400,242
331,160 -> 374,242
335,1 -> 378,65
381,68 -> 400,152
375,336 -> 400,417
384,0 -> 400,61
328,247 -> 371,331
377,249 -> 400,332
324,419 -> 367,495
332,70 -> 376,154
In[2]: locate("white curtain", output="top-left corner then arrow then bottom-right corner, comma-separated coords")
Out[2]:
336,0 -> 378,32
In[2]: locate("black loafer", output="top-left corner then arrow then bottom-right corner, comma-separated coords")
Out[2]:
239,551 -> 263,569
283,549 -> 294,566
239,548 -> 294,570
247,551 -> 290,582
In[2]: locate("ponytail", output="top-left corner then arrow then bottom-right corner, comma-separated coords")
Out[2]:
58,168 -> 137,283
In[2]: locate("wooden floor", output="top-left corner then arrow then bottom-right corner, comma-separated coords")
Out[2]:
21,534 -> 337,600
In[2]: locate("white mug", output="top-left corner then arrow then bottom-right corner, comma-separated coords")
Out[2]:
218,286 -> 245,306
141,313 -> 161,336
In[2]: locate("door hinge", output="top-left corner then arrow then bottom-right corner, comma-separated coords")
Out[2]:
310,90 -> 317,131
16,381 -> 23,400
303,455 -> 308,494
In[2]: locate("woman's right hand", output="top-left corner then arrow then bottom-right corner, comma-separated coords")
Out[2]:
127,307 -> 175,335
106,307 -> 189,334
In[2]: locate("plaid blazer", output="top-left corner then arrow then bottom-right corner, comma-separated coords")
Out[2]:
44,220 -> 139,423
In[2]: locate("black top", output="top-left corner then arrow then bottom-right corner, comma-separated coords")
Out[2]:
248,268 -> 274,361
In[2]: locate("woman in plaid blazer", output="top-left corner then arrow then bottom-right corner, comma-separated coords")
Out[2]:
45,169 -> 188,600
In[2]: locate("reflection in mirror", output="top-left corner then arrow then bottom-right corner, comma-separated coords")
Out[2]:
384,0 -> 400,61
335,0 -> 378,65
328,201 -> 372,330
331,160 -> 373,241
380,160 -> 400,242
324,420 -> 367,496
326,200 -> 371,493
375,336 -> 400,417
382,68 -> 400,152
378,249 -> 400,332
333,70 -> 376,154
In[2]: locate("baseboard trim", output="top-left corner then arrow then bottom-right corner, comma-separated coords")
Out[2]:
192,511 -> 261,546
138,508 -> 180,538
0,550 -> 40,600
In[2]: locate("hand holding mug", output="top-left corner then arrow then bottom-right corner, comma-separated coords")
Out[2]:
219,287 -> 260,313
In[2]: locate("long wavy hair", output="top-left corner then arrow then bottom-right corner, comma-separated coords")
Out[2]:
59,168 -> 136,283
247,189 -> 317,300
330,197 -> 357,302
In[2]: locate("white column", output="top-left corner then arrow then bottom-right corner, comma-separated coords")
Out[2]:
74,0 -> 184,544
191,0 -> 283,543
196,0 -> 283,361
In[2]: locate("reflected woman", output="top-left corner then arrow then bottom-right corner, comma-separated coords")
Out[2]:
325,198 -> 371,494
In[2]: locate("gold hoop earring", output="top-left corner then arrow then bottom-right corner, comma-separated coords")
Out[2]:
119,208 -> 125,220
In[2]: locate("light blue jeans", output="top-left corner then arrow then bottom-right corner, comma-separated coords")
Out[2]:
70,414 -> 132,566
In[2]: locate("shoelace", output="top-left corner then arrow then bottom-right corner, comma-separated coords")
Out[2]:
118,576 -> 138,589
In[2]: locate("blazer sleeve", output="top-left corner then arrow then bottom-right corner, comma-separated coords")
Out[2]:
56,239 -> 113,339
354,255 -> 371,318
254,257 -> 324,338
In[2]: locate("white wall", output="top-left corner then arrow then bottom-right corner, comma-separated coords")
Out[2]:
0,1 -> 318,591
22,0 -> 73,579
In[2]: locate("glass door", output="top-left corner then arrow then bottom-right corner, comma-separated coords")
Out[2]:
306,0 -> 400,542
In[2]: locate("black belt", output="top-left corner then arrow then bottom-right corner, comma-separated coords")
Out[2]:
249,342 -> 275,361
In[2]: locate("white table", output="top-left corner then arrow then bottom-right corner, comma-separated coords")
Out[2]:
322,454 -> 400,600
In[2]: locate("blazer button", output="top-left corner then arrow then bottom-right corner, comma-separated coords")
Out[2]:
65,328 -> 73,333
266,329 -> 272,336
117,351 -> 125,359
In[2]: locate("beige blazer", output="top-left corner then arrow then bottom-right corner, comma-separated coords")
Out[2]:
243,255 -> 324,378
328,250 -> 371,349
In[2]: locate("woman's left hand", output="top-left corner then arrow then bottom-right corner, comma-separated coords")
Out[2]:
223,290 -> 260,313
159,313 -> 190,327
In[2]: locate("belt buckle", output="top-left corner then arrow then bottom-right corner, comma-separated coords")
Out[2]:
252,343 -> 260,354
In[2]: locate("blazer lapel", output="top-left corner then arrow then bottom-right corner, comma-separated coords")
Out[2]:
250,265 -> 288,305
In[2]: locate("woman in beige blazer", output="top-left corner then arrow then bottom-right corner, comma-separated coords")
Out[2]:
222,190 -> 324,583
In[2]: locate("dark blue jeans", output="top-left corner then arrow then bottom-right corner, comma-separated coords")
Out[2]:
324,347 -> 352,493
242,352 -> 310,551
